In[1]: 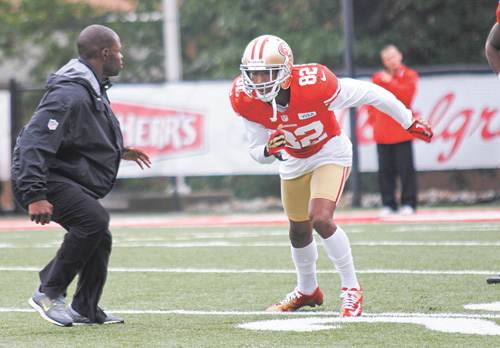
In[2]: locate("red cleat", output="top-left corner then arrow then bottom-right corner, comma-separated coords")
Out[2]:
266,287 -> 323,312
340,284 -> 363,317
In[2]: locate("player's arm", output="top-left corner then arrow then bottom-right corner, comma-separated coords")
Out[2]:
329,78 -> 432,142
242,118 -> 281,164
486,23 -> 500,75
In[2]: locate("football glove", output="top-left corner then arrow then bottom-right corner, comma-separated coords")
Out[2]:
407,118 -> 433,143
264,124 -> 287,158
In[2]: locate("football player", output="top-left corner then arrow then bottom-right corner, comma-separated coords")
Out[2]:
229,35 -> 432,317
486,2 -> 500,77
485,1 -> 500,285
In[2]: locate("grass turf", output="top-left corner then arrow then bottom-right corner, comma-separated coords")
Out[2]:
0,219 -> 499,347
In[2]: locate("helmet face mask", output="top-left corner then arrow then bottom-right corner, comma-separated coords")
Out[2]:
240,35 -> 293,102
241,66 -> 288,102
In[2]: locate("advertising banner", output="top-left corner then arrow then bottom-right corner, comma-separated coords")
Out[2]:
2,73 -> 499,180
339,74 -> 500,172
0,91 -> 10,181
110,73 -> 500,178
110,81 -> 281,178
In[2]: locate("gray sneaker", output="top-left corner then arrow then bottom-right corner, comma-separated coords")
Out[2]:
67,304 -> 124,325
28,285 -> 73,327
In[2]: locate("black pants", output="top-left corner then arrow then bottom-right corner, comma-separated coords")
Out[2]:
376,141 -> 417,210
12,181 -> 111,324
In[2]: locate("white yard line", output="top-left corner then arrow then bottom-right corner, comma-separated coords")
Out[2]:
0,307 -> 499,319
3,307 -> 500,335
0,266 -> 496,275
1,240 -> 500,249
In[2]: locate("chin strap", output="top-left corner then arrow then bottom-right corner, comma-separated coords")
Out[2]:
270,98 -> 278,122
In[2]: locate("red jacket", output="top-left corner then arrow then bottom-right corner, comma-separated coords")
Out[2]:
367,65 -> 418,144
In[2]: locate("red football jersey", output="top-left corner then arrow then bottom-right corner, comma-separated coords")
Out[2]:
229,64 -> 342,158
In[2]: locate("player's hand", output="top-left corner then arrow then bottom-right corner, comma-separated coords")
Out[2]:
407,118 -> 433,143
122,146 -> 152,170
264,124 -> 286,157
28,200 -> 53,225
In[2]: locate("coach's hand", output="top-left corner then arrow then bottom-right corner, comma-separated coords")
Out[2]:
264,124 -> 287,158
122,146 -> 152,170
407,118 -> 433,143
28,200 -> 53,225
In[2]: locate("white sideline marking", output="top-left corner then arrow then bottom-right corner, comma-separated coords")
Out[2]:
2,240 -> 500,249
0,266 -> 497,275
239,316 -> 500,335
237,300 -> 500,335
3,307 -> 500,335
464,302 -> 500,311
3,308 -> 500,318
113,241 -> 500,247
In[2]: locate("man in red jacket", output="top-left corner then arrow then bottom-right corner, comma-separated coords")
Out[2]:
367,45 -> 419,216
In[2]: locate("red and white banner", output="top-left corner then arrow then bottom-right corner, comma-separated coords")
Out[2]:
1,73 -> 499,180
109,73 -> 500,177
112,102 -> 207,159
110,81 -> 280,177
416,74 -> 500,170
339,74 -> 500,172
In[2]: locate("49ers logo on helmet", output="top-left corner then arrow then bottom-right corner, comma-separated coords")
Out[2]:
278,42 -> 292,58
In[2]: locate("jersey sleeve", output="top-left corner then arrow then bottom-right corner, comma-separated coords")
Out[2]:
330,77 -> 413,129
296,64 -> 340,105
229,76 -> 276,164
229,76 -> 245,117
229,75 -> 264,125
242,118 -> 276,164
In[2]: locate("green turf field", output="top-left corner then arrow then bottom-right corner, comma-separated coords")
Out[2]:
1,219 -> 500,347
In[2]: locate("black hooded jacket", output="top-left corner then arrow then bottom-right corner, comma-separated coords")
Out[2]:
11,58 -> 124,207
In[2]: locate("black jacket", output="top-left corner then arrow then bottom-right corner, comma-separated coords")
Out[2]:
11,58 -> 124,206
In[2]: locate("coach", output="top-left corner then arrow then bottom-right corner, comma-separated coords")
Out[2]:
11,25 -> 151,326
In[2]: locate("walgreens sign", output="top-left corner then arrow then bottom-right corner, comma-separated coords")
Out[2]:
335,74 -> 500,172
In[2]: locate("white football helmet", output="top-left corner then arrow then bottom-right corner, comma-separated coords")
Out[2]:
240,35 -> 294,102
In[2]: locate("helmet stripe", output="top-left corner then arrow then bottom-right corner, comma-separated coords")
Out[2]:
250,39 -> 258,60
250,36 -> 270,60
258,37 -> 269,60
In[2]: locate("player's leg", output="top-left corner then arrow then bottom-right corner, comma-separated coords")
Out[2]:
266,172 -> 323,312
309,164 -> 362,317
